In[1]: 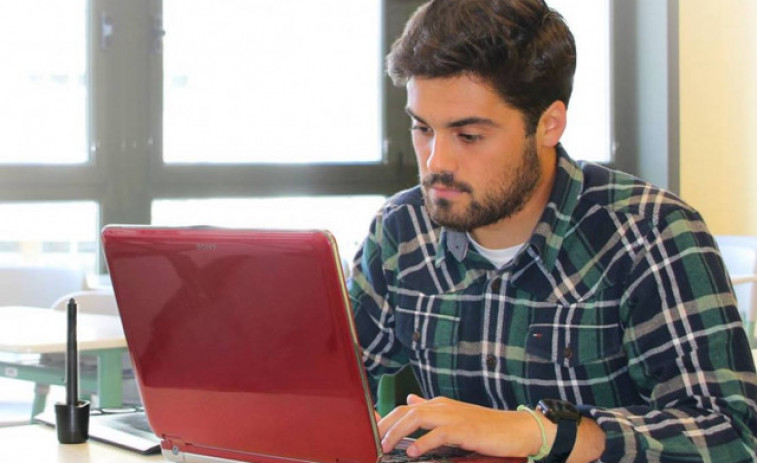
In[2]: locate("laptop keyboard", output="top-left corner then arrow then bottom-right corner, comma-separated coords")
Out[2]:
98,411 -> 154,435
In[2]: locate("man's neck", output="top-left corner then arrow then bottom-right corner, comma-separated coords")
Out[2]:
469,150 -> 557,250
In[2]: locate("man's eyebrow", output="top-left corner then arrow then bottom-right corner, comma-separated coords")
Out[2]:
405,107 -> 428,125
405,107 -> 500,129
447,117 -> 500,129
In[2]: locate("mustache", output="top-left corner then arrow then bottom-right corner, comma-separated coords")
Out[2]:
421,172 -> 473,193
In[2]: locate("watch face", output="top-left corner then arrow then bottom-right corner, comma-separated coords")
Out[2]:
537,399 -> 581,423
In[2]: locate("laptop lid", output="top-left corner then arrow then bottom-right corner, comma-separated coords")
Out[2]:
102,225 -> 380,463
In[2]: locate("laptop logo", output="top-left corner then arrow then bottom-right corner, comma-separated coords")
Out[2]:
195,243 -> 217,251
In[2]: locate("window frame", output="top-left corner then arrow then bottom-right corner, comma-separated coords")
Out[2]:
0,0 -> 673,272
106,0 -> 420,226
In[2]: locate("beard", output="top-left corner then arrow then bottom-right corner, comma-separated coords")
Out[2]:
420,137 -> 541,232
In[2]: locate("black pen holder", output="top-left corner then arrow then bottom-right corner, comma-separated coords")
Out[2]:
55,400 -> 90,444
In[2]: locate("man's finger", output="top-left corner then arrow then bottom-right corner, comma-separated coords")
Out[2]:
407,393 -> 426,405
377,404 -> 409,437
380,406 -> 434,453
406,427 -> 461,458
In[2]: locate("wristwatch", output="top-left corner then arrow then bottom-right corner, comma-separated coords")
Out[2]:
536,399 -> 582,463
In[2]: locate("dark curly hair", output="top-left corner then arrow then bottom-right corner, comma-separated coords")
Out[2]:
387,0 -> 576,135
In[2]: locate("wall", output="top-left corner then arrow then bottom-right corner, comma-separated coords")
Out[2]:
678,0 -> 757,234
611,0 -> 679,194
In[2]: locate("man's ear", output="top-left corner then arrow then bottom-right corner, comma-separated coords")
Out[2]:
538,100 -> 567,148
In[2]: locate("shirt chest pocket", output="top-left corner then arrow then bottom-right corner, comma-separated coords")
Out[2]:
523,319 -> 633,404
525,322 -> 623,368
523,276 -> 626,369
394,292 -> 462,350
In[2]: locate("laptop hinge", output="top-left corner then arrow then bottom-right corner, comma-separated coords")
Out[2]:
162,437 -> 188,462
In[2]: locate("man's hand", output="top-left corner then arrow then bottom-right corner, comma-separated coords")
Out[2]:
377,394 -> 543,459
377,395 -> 606,462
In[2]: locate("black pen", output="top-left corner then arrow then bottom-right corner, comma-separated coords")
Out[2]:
66,298 -> 78,407
55,297 -> 90,443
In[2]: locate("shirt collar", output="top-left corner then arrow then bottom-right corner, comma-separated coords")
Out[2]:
529,145 -> 584,271
435,145 -> 584,272
437,228 -> 469,264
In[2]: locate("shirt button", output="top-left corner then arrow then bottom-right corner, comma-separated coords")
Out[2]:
490,279 -> 501,293
412,331 -> 421,342
486,355 -> 497,369
563,346 -> 574,360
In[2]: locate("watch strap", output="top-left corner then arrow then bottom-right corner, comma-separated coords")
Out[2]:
541,415 -> 578,463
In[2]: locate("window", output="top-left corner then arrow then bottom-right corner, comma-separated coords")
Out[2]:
0,0 -> 88,164
0,202 -> 98,272
0,1 -> 617,277
162,0 -> 382,164
546,0 -> 612,163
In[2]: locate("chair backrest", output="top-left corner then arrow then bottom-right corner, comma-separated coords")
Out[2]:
50,289 -> 118,316
715,236 -> 757,344
0,265 -> 84,307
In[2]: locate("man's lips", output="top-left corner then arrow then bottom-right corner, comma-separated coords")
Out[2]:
422,173 -> 472,201
428,185 -> 466,200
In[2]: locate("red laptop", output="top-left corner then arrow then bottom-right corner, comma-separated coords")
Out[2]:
102,225 -> 521,463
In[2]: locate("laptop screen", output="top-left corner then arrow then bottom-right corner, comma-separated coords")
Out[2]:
103,226 -> 380,463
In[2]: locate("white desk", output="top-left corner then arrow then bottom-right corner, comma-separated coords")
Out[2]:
0,424 -> 163,463
0,306 -> 128,417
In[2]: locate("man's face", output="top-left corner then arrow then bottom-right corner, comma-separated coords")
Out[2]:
407,75 -> 542,232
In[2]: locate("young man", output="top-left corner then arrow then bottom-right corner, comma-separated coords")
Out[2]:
347,1 -> 757,462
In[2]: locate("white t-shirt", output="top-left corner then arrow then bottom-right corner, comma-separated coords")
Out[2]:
467,233 -> 524,269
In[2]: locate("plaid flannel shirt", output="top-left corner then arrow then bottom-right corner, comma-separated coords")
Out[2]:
348,146 -> 757,462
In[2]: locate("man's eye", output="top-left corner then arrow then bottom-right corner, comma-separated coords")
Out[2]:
411,125 -> 432,135
459,133 -> 483,143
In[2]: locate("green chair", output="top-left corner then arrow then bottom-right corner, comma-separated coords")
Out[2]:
715,236 -> 757,347
376,365 -> 422,417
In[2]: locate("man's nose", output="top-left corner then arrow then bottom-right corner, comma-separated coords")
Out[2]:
426,136 -> 456,173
